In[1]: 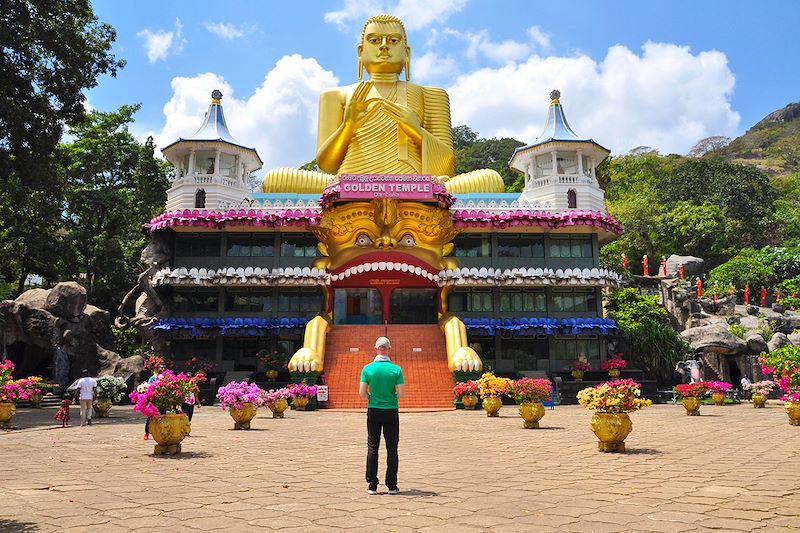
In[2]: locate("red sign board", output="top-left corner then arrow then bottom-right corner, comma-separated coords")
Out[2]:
338,174 -> 434,200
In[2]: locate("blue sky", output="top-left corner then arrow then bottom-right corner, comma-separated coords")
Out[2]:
88,0 -> 800,170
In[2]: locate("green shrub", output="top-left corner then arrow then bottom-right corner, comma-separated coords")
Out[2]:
623,320 -> 693,385
728,324 -> 747,339
758,319 -> 774,342
606,288 -> 668,333
778,275 -> 800,295
780,297 -> 800,310
707,252 -> 776,290
754,245 -> 800,281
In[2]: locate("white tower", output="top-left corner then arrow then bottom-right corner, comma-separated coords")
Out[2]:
510,90 -> 610,213
161,90 -> 262,211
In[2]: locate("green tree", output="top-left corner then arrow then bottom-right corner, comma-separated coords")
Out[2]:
455,137 -> 525,190
659,201 -> 737,264
452,125 -> 479,149
706,251 -> 776,290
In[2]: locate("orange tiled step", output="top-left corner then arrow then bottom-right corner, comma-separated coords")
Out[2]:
323,325 -> 455,410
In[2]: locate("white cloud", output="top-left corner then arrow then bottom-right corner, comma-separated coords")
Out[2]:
413,50 -> 459,84
203,22 -> 248,40
324,0 -> 467,32
149,55 -> 338,171
526,26 -> 551,51
137,18 -> 186,63
428,28 -> 537,65
446,42 -> 739,155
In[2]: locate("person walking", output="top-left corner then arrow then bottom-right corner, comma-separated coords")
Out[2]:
359,336 -> 405,495
54,393 -> 72,427
182,372 -> 201,424
75,369 -> 97,426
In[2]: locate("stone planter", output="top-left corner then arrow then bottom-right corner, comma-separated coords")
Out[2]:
682,397 -> 701,416
150,413 -> 191,455
786,403 -> 800,426
461,395 -> 478,410
590,412 -> 632,453
482,396 -> 502,417
519,401 -> 545,429
0,402 -> 16,428
293,396 -> 309,410
265,369 -> 279,381
268,399 -> 289,418
94,399 -> 113,418
29,394 -> 43,408
608,369 -> 621,379
752,394 -> 767,408
571,370 -> 584,382
711,392 -> 726,406
230,402 -> 258,430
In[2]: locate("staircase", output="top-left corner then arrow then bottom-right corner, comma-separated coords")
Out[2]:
322,325 -> 455,410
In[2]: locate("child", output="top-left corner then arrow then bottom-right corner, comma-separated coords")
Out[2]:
54,394 -> 72,427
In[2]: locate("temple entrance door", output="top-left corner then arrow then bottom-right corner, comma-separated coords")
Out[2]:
333,288 -> 383,325
390,288 -> 438,324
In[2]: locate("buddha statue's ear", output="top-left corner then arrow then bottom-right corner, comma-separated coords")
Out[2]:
357,44 -> 364,81
405,46 -> 411,81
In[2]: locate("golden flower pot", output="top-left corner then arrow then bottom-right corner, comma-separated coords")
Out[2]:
461,395 -> 478,410
608,369 -> 621,379
752,394 -> 767,408
482,396 -> 502,417
150,413 -> 191,455
230,402 -> 258,430
571,370 -> 584,382
682,397 -> 701,416
29,394 -> 43,408
786,403 -> 800,426
265,369 -> 279,380
711,392 -> 726,406
0,402 -> 16,428
268,398 -> 289,418
94,399 -> 113,418
519,402 -> 545,429
293,396 -> 309,410
590,412 -> 632,453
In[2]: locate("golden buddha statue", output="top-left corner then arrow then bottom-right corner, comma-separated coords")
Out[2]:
262,14 -> 504,194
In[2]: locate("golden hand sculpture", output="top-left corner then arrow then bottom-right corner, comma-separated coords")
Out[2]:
262,14 -> 504,194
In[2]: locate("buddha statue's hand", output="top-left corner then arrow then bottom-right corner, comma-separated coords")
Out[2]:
378,99 -> 423,144
343,81 -> 381,132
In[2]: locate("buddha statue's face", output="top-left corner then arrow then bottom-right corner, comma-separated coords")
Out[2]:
312,199 -> 458,274
359,21 -> 409,76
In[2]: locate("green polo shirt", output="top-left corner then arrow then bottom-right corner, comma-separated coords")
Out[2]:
360,359 -> 404,410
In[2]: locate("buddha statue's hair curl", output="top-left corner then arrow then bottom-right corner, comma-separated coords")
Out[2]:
361,14 -> 407,41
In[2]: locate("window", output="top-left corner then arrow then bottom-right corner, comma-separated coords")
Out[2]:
448,289 -> 492,313
227,234 -> 274,257
501,338 -> 549,370
567,189 -> 577,209
535,154 -> 552,177
497,234 -> 544,258
548,235 -> 591,258
195,189 -> 206,208
171,340 -> 216,362
498,289 -> 546,313
278,288 -> 322,313
453,234 -> 490,257
557,154 -> 577,174
552,289 -> 598,313
280,233 -> 318,257
172,290 -> 219,313
553,337 -> 600,367
225,291 -> 272,313
174,234 -> 221,257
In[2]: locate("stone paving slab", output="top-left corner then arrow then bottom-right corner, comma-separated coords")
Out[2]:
0,402 -> 799,531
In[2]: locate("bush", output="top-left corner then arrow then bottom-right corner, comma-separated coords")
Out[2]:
706,252 -> 776,290
622,320 -> 693,386
778,275 -> 800,295
728,324 -> 747,339
754,245 -> 800,282
606,288 -> 667,332
780,297 -> 800,310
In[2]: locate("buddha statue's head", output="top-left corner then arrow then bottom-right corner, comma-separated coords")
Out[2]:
312,198 -> 458,274
358,14 -> 410,81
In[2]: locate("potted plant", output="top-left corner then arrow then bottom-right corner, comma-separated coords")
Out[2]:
744,380 -> 774,408
601,354 -> 627,379
287,381 -> 318,410
476,372 -> 512,417
760,346 -> 800,425
216,381 -> 266,429
0,361 -> 32,428
16,376 -> 55,408
454,380 -> 480,410
258,350 -> 287,381
187,357 -> 215,376
675,382 -> 709,416
129,370 -> 194,455
143,354 -> 172,371
94,376 -> 127,417
264,387 -> 293,418
508,377 -> 552,429
570,360 -> 592,381
577,379 -> 652,452
707,381 -> 732,405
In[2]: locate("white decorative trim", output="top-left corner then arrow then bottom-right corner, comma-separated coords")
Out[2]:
152,266 -> 328,287
218,197 -> 321,212
437,267 -> 620,287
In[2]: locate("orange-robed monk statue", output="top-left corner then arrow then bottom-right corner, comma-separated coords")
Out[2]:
261,14 -> 504,194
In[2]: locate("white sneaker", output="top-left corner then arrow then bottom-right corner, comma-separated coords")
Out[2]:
366,488 -> 378,495
388,488 -> 400,495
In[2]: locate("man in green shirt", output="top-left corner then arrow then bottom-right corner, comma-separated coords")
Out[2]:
359,336 -> 405,495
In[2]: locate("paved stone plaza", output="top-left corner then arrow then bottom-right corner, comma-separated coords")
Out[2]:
1,402 -> 798,532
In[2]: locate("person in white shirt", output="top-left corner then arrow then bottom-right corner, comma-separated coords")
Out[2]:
75,369 -> 97,426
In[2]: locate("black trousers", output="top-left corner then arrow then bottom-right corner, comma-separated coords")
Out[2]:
183,403 -> 194,421
366,408 -> 399,489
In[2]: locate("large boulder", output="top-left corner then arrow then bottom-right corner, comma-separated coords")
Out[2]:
666,255 -> 705,278
15,288 -> 50,309
789,331 -> 800,346
44,282 -> 87,319
746,334 -> 768,354
680,323 -> 748,355
767,332 -> 792,352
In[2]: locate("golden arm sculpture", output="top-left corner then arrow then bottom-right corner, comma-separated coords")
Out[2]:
261,14 -> 504,194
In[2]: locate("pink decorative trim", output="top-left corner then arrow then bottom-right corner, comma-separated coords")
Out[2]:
144,209 -> 321,233
451,210 -> 623,234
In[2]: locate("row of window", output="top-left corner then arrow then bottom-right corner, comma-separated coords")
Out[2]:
448,288 -> 598,313
453,234 -> 593,259
175,233 -> 318,258
172,289 -> 322,313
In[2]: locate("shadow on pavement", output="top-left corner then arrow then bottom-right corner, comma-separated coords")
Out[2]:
150,451 -> 214,460
396,489 -> 439,497
0,519 -> 41,532
624,447 -> 663,455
